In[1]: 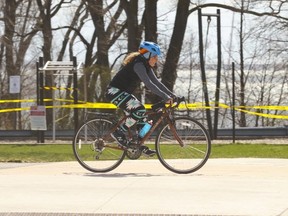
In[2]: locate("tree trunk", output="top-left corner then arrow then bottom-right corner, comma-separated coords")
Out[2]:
3,0 -> 17,129
161,0 -> 190,92
143,0 -> 158,103
144,0 -> 157,42
122,0 -> 141,52
36,0 -> 54,129
85,0 -> 111,102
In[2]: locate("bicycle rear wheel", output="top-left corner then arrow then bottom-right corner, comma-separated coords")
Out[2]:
73,118 -> 125,173
156,117 -> 211,174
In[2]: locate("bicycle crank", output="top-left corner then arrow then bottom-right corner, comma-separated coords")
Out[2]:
125,143 -> 142,160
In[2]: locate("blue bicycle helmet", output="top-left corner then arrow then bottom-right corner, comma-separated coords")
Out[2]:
139,41 -> 161,59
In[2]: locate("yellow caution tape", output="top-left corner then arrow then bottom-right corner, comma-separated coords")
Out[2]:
0,99 -> 36,103
234,107 -> 288,119
0,107 -> 31,113
1,99 -> 288,119
42,86 -> 77,91
0,99 -> 56,103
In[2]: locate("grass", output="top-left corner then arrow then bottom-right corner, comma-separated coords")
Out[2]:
210,144 -> 288,158
0,144 -> 75,162
0,143 -> 287,163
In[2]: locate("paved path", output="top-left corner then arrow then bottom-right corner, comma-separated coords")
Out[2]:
0,159 -> 288,216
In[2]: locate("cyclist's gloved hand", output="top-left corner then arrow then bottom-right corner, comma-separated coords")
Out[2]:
174,96 -> 185,105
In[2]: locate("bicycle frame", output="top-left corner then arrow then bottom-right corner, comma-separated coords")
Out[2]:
104,103 -> 184,149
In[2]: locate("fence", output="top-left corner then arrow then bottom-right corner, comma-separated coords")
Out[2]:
0,126 -> 287,142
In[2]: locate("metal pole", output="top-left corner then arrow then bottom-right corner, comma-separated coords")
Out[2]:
36,61 -> 40,143
73,56 -> 78,132
36,62 -> 40,105
232,62 -> 235,143
213,9 -> 222,139
198,8 -> 213,139
38,57 -> 45,143
52,73 -> 56,142
39,57 -> 44,106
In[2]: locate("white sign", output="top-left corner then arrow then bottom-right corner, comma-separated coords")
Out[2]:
9,76 -> 21,94
30,105 -> 47,130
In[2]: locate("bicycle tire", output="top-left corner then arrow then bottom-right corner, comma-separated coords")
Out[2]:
73,118 -> 125,173
155,116 -> 211,174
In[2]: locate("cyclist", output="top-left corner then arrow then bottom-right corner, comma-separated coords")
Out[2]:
106,41 -> 176,156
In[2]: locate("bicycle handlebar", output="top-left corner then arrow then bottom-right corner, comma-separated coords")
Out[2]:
174,96 -> 186,107
151,96 -> 185,112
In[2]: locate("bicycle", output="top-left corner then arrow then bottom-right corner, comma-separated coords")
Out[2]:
72,97 -> 211,174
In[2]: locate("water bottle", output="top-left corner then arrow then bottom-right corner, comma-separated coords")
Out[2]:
138,120 -> 153,138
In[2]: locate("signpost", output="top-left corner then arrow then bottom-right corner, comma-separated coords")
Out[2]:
9,75 -> 21,94
30,105 -> 47,131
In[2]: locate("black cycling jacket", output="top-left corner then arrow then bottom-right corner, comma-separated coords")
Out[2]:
109,55 -> 174,100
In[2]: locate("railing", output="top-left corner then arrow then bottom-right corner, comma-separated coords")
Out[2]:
0,126 -> 288,141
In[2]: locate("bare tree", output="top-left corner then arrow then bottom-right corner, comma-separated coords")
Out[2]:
186,0 -> 288,128
0,0 -> 39,129
83,0 -> 126,102
34,0 -> 66,128
162,0 -> 190,91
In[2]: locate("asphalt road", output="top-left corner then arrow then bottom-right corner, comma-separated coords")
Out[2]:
0,159 -> 288,216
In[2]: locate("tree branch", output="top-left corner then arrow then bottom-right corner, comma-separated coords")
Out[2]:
189,3 -> 288,21
52,26 -> 90,47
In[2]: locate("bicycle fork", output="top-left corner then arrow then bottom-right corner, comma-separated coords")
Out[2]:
167,117 -> 184,147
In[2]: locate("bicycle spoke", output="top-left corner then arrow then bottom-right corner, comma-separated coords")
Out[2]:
73,118 -> 125,173
156,117 -> 211,174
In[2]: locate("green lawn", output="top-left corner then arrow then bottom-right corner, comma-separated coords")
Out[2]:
0,144 -> 75,162
0,143 -> 287,162
210,144 -> 288,158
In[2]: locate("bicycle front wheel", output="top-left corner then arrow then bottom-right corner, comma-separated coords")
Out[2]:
156,117 -> 211,174
73,118 -> 125,173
